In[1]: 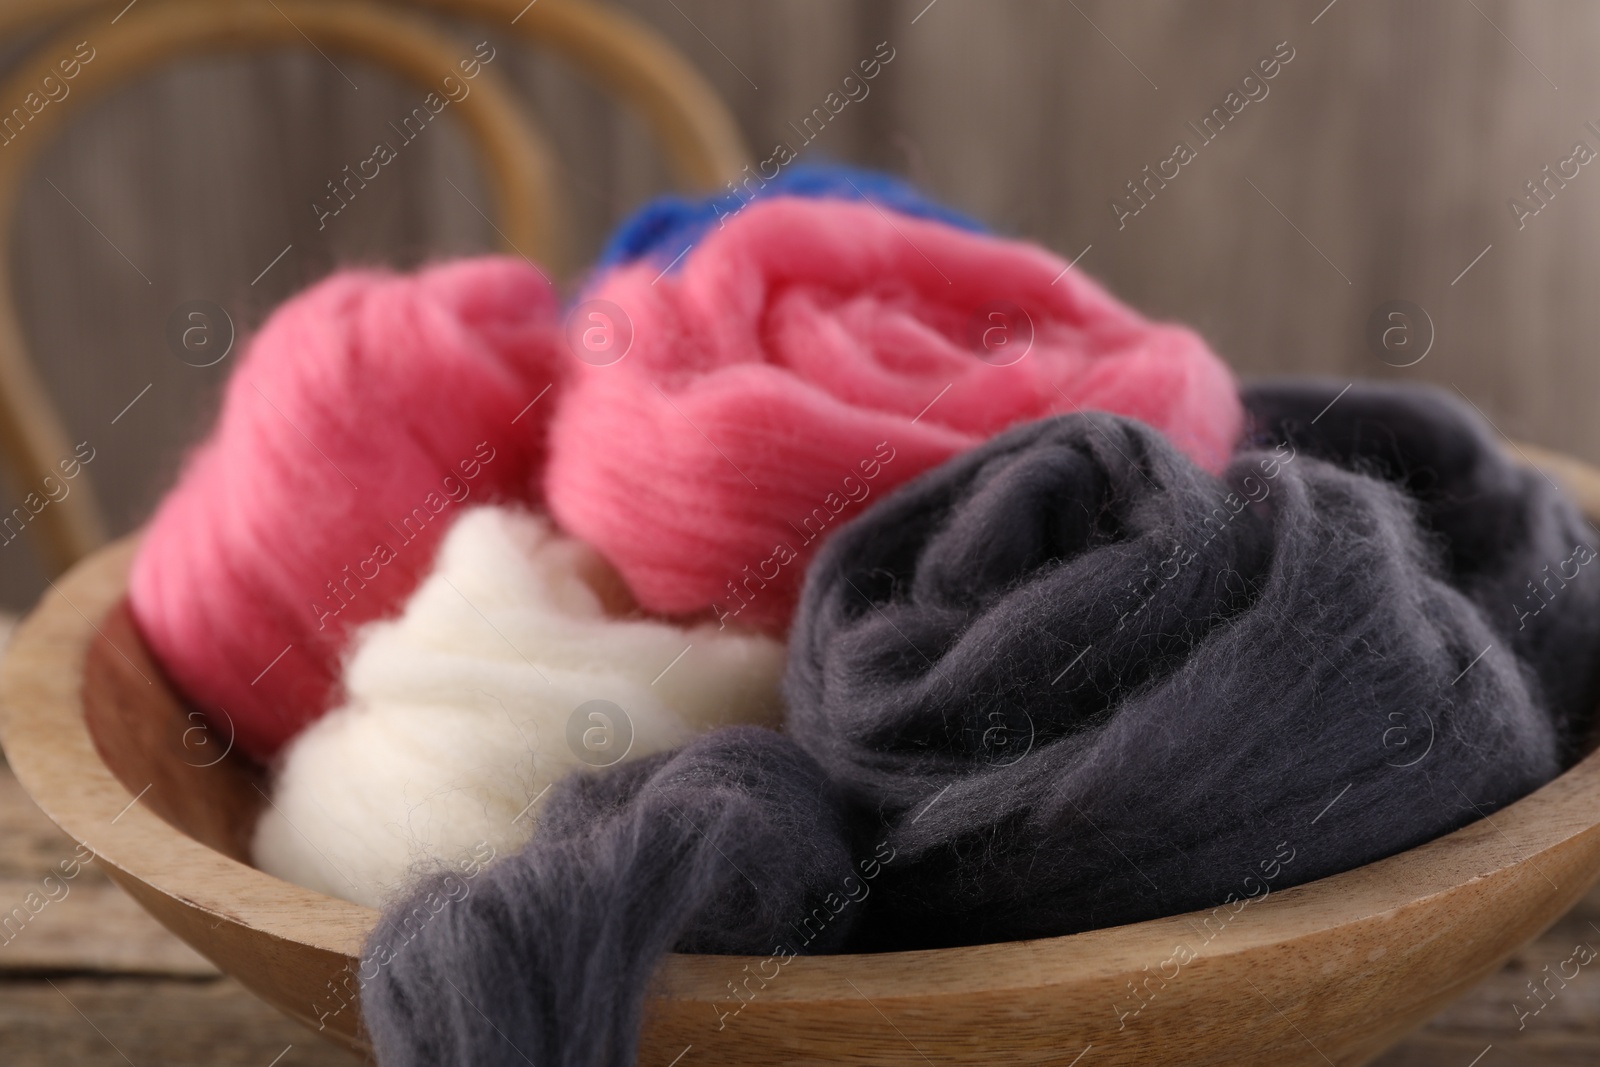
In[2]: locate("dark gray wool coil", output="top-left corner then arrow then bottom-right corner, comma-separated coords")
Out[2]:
1242,378 -> 1600,754
783,412 -> 1564,949
362,726 -> 859,1067
362,404 -> 1590,1063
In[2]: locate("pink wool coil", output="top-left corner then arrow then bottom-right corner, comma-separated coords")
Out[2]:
129,258 -> 564,761
545,197 -> 1243,633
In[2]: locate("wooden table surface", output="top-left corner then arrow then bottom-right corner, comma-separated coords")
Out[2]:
0,751 -> 1593,1067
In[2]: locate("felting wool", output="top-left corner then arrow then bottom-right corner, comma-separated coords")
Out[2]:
593,161 -> 984,270
362,726 -> 858,1067
253,506 -> 786,907
545,196 -> 1244,632
784,412 -> 1563,947
129,259 -> 564,761
1243,378 -> 1600,752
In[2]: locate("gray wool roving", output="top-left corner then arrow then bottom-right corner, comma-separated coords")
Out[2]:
1243,378 -> 1600,754
361,726 -> 858,1067
783,412 -> 1563,948
361,403 -> 1591,1062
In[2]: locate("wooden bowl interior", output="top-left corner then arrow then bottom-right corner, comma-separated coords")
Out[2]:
83,601 -> 265,864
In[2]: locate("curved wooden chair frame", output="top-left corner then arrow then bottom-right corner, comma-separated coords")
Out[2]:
0,0 -> 749,579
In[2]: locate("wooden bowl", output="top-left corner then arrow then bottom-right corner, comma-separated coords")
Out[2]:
5,442 -> 1600,1066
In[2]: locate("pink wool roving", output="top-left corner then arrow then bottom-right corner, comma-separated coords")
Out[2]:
545,197 -> 1243,632
129,258 -> 564,761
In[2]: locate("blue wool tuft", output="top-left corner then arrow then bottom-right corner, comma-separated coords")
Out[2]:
593,162 -> 985,271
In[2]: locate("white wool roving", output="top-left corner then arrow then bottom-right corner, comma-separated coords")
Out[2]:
252,506 -> 787,907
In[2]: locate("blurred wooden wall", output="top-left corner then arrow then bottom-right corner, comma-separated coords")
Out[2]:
2,0 -> 1596,609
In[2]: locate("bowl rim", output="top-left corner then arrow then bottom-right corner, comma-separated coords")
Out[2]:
3,439 -> 1600,1010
